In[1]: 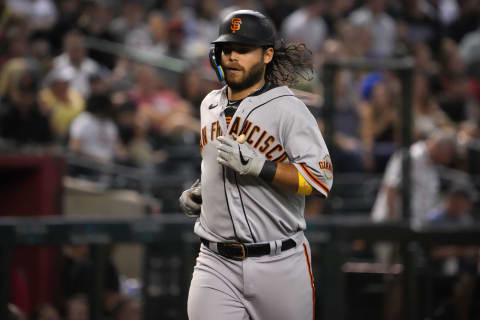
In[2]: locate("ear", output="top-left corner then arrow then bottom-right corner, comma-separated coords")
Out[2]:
263,47 -> 274,64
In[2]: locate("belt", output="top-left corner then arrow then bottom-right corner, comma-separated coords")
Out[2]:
201,238 -> 296,261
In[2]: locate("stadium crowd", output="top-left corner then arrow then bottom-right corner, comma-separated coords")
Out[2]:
1,0 -> 480,319
1,0 -> 480,185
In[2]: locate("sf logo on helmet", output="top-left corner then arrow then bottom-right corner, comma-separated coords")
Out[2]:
230,18 -> 242,33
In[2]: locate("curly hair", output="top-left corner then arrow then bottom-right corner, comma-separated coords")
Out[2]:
265,40 -> 314,87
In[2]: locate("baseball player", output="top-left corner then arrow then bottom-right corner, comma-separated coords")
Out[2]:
179,10 -> 333,320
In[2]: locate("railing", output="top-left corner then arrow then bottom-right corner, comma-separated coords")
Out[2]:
2,215 -> 480,320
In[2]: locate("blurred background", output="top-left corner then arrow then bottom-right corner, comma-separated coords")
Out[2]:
1,0 -> 480,319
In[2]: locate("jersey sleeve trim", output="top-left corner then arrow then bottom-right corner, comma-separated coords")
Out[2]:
297,163 -> 330,196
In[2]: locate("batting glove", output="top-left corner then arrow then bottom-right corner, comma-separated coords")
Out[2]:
216,136 -> 265,176
179,179 -> 202,217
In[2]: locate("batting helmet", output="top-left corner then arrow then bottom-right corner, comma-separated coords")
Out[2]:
212,10 -> 276,47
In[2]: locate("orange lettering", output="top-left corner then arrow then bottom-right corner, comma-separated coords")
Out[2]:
240,120 -> 252,135
211,121 -> 217,141
229,117 -> 241,136
266,144 -> 283,160
231,18 -> 242,33
247,125 -> 260,144
259,136 -> 275,153
201,126 -> 208,146
216,122 -> 222,138
253,130 -> 267,149
319,160 -> 333,172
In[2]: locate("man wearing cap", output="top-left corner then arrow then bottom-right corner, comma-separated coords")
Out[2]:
179,10 -> 333,320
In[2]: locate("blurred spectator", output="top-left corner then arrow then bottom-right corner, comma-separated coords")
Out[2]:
428,185 -> 475,225
436,0 -> 460,27
129,64 -> 200,144
156,0 -> 195,23
457,121 -> 480,190
178,66 -> 212,118
77,1 -> 116,69
6,0 -> 57,32
69,93 -> 123,163
125,11 -> 167,56
426,185 -> 478,320
165,18 -> 187,60
0,18 -> 30,65
447,0 -> 480,43
39,67 -> 85,143
0,36 -> 51,101
48,0 -> 82,56
260,0 -> 298,30
331,69 -> 364,172
88,71 -> 111,96
30,303 -> 61,320
433,38 -> 471,123
114,99 -> 154,167
0,57 -> 30,101
335,19 -> 371,60
181,0 -> 220,60
396,0 -> 442,52
412,72 -> 453,140
109,1 -> 146,43
0,71 -> 52,145
359,76 -> 399,172
459,24 -> 480,78
53,30 -> 102,97
0,0 -> 10,31
412,41 -> 438,75
62,245 -> 120,316
280,0 -> 328,56
30,37 -> 54,75
108,57 -> 135,92
322,0 -> 355,35
372,130 -> 458,229
64,294 -> 88,320
348,0 -> 396,58
112,296 -> 142,320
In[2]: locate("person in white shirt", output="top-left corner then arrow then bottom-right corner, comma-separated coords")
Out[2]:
372,130 -> 457,229
53,30 -> 101,98
69,93 -> 120,163
280,0 -> 328,55
371,130 -> 458,320
348,0 -> 396,58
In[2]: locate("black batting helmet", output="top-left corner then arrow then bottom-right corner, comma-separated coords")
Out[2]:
212,10 -> 276,47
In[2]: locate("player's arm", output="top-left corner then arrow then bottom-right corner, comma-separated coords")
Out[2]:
261,161 -> 318,196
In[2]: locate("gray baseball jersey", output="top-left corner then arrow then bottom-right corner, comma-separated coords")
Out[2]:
194,85 -> 333,243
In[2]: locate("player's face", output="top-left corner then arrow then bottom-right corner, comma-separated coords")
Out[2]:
220,43 -> 271,91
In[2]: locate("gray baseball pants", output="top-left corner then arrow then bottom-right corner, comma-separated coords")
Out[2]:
187,236 -> 315,320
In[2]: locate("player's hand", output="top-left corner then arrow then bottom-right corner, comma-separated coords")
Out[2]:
179,179 -> 202,217
216,135 -> 265,176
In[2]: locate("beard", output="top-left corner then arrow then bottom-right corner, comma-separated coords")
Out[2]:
225,59 -> 265,91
